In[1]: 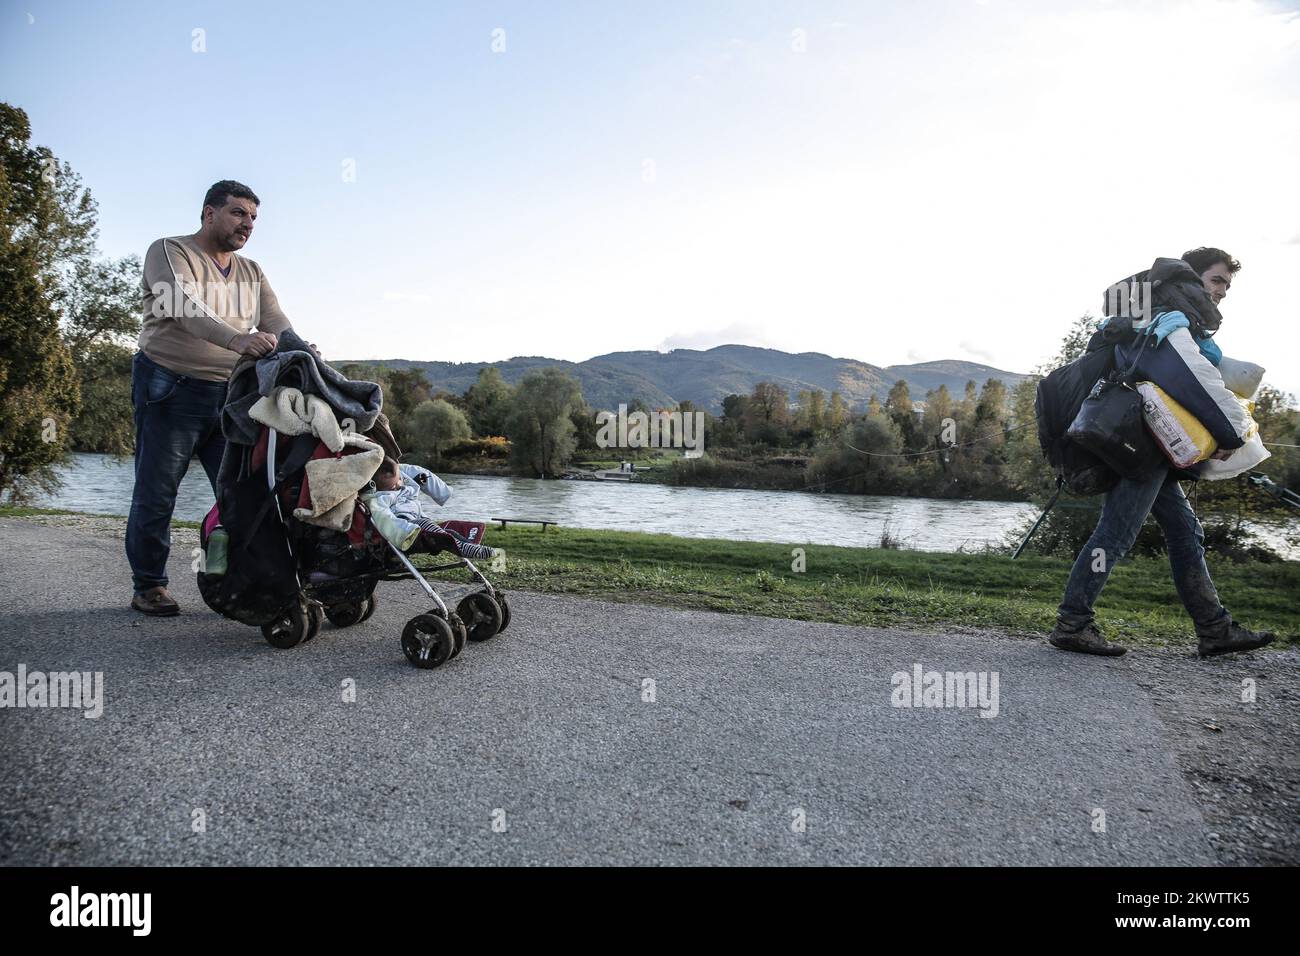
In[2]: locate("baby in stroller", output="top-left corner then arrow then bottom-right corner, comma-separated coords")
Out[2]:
364,457 -> 498,563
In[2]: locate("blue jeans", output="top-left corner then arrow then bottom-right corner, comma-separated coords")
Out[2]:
1058,466 -> 1229,634
125,352 -> 228,594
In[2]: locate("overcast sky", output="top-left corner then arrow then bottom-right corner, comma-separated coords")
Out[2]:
3,0 -> 1298,395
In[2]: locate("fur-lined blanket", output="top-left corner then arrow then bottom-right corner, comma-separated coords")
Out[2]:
292,435 -> 385,531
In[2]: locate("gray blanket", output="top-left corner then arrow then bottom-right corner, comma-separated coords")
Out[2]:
222,328 -> 383,445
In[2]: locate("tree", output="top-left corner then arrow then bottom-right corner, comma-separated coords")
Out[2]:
0,104 -> 96,285
569,399 -> 599,452
411,398 -> 470,464
826,390 -> 849,437
721,393 -> 749,422
61,253 -> 141,454
463,366 -> 513,437
806,389 -> 826,433
748,382 -> 788,425
506,368 -> 583,477
884,379 -> 917,448
0,239 -> 80,496
956,380 -> 978,434
974,378 -> 1008,430
0,103 -> 83,499
794,389 -> 825,439
809,410 -> 904,494
714,394 -> 749,448
384,367 -> 432,419
922,385 -> 954,445
746,381 -> 790,445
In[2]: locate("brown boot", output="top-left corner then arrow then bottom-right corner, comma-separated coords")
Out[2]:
1197,620 -> 1275,658
1048,622 -> 1127,656
131,586 -> 180,616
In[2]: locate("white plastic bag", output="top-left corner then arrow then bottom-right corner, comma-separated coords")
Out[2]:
1198,432 -> 1270,480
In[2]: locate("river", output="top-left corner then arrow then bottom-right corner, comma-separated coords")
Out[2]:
21,453 -> 1039,553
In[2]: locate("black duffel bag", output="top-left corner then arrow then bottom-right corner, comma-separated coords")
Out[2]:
1066,337 -> 1165,481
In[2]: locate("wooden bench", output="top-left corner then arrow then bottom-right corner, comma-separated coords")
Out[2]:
492,517 -> 558,531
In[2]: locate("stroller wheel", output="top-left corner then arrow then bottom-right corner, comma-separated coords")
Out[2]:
359,593 -> 378,623
303,600 -> 325,642
457,592 -> 503,642
448,612 -> 467,658
324,602 -> 365,629
262,601 -> 310,649
496,591 -> 511,633
401,613 -> 455,669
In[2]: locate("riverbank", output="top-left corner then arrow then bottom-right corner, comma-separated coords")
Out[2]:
4,506 -> 1296,650
437,454 -> 1032,500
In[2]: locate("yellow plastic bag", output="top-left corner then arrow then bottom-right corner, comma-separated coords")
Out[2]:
1138,382 -> 1216,468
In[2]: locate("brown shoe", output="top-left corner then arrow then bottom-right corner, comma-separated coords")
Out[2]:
132,586 -> 180,616
1197,621 -> 1275,658
1048,622 -> 1127,656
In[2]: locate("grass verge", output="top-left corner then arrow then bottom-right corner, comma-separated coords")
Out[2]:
470,525 -> 1300,650
5,505 -> 1295,649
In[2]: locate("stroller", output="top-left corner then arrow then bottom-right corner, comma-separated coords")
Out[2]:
197,421 -> 511,670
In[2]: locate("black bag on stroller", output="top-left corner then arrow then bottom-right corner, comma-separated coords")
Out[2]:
198,434 -> 318,627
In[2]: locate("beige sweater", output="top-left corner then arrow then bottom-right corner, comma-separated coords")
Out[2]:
138,234 -> 292,381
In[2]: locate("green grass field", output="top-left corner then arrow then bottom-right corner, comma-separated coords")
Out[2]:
471,524 -> 1300,650
6,505 -> 1295,649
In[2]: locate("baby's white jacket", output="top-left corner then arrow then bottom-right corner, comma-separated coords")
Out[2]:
361,464 -> 453,550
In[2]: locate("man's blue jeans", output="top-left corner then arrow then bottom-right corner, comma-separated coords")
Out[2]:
1058,466 -> 1229,634
125,352 -> 227,595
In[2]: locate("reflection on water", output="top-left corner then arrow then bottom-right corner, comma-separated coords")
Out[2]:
14,453 -> 1296,558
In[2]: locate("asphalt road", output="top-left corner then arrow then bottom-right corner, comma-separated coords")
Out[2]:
0,517 -> 1216,865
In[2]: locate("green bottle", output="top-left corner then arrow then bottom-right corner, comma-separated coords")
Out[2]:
206,527 -> 229,576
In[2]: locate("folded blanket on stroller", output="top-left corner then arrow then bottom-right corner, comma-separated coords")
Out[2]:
292,435 -> 385,531
224,328 -> 383,445
251,386 -> 352,452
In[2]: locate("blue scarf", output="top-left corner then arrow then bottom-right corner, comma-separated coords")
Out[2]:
1098,311 -> 1222,365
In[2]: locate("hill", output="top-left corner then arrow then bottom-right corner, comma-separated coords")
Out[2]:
345,344 -> 1026,412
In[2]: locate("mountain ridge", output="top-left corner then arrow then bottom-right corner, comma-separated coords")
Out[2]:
344,343 -> 1027,412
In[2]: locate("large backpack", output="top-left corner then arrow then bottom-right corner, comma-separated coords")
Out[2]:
1034,320 -> 1135,496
